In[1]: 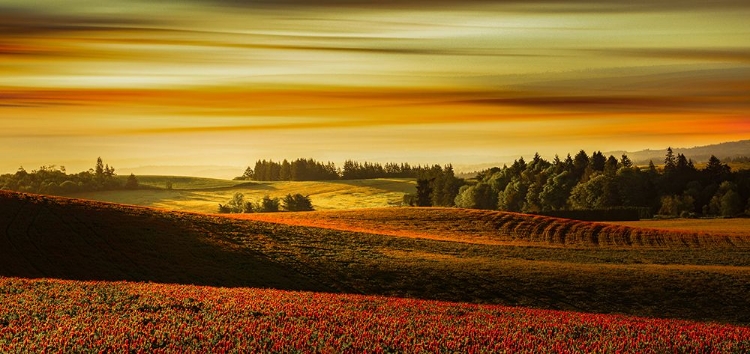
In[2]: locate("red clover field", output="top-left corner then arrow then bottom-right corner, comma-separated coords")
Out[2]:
1,277 -> 749,353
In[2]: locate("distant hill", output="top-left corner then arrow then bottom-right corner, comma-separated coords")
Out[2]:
455,140 -> 750,174
117,165 -> 243,180
606,140 -> 750,165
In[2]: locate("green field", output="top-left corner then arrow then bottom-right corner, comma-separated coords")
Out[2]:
80,176 -> 416,212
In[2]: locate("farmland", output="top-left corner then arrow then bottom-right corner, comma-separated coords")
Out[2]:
236,207 -> 750,248
72,176 -> 415,213
605,218 -> 750,237
2,191 -> 750,326
1,277 -> 748,353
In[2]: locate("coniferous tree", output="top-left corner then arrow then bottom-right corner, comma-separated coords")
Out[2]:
280,160 -> 291,181
573,150 -> 589,180
604,155 -> 619,176
125,173 -> 139,190
620,154 -> 633,169
415,178 -> 433,207
254,160 -> 266,180
95,157 -> 105,179
704,155 -> 730,185
664,147 -> 677,173
590,151 -> 606,172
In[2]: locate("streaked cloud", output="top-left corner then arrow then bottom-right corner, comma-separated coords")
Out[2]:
195,0 -> 750,12
1,0 -> 749,172
601,48 -> 750,64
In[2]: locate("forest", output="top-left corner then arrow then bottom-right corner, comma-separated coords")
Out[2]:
448,148 -> 750,218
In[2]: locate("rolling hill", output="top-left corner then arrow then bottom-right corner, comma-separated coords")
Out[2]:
0,190 -> 325,290
2,190 -> 750,324
235,208 -> 750,249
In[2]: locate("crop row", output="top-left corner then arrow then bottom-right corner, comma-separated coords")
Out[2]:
237,207 -> 750,249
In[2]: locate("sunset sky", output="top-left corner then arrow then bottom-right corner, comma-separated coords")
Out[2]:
1,0 -> 749,176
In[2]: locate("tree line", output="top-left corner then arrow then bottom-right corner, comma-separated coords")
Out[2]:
449,148 -> 750,218
237,158 -> 432,181
0,157 -> 139,195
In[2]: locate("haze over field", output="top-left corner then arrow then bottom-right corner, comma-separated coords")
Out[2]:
1,0 -> 749,174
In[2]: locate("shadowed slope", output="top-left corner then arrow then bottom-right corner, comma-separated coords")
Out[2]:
0,191 -> 327,290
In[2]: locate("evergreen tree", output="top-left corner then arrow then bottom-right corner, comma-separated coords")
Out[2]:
604,155 -> 619,176
563,154 -> 574,173
573,150 -> 589,180
552,155 -> 565,174
615,167 -> 648,207
124,173 -> 139,190
620,154 -> 633,169
704,155 -> 730,185
415,178 -> 433,207
280,160 -> 291,181
676,153 -> 690,172
253,160 -> 265,181
664,147 -> 676,173
431,165 -> 462,207
590,151 -> 606,172
95,157 -> 105,179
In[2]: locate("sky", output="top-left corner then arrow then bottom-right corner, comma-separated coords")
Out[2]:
1,0 -> 749,177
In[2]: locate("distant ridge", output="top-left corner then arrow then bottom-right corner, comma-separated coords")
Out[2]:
117,165 -> 242,179
457,139 -> 750,173
605,139 -> 750,165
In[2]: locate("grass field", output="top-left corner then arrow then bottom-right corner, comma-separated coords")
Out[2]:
2,191 -> 750,325
77,176 -> 415,213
